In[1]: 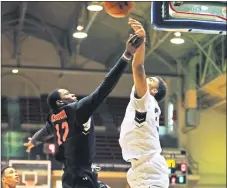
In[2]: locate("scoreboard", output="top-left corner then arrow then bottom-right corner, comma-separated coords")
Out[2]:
163,150 -> 188,185
167,160 -> 187,184
152,1 -> 226,35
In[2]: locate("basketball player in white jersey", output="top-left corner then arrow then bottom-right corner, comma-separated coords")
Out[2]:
119,18 -> 169,188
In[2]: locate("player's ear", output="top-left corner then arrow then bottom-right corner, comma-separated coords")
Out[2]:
56,100 -> 64,106
152,88 -> 158,94
2,177 -> 6,183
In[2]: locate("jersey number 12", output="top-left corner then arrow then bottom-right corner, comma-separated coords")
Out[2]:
55,121 -> 69,145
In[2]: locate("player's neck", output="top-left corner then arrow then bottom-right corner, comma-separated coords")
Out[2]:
2,183 -> 16,188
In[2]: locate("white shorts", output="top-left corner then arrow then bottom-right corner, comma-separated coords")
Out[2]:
127,153 -> 169,188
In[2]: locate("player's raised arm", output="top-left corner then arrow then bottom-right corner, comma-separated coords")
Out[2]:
75,34 -> 144,124
128,18 -> 147,98
24,121 -> 54,152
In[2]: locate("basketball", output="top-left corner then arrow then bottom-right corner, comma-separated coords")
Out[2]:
103,2 -> 135,18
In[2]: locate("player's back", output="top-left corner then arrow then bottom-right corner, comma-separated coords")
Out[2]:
49,103 -> 95,167
119,86 -> 162,161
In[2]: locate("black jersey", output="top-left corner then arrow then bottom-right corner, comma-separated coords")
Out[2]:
31,57 -> 129,167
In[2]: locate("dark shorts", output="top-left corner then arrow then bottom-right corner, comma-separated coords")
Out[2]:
62,166 -> 98,188
62,166 -> 110,188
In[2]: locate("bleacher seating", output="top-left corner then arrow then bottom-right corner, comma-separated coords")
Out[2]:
94,135 -> 124,163
1,95 -> 170,165
20,97 -> 44,123
1,95 -> 165,126
106,98 -> 129,127
106,97 -> 165,126
1,96 -> 105,126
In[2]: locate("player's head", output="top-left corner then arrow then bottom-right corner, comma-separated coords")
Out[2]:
1,166 -> 20,188
47,89 -> 77,110
146,76 -> 167,102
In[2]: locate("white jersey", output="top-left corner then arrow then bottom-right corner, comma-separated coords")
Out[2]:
119,86 -> 162,162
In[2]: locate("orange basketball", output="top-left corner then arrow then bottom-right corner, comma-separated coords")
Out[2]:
103,2 -> 135,18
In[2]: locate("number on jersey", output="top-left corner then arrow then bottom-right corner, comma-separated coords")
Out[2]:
55,121 -> 69,145
155,108 -> 159,121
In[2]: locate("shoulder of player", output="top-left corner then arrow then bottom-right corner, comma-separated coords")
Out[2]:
130,85 -> 151,98
46,112 -> 52,123
64,102 -> 78,112
46,105 -> 74,123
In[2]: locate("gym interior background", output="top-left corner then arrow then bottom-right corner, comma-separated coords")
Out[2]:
1,1 -> 226,188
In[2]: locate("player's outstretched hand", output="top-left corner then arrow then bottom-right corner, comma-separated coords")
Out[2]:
125,34 -> 144,58
23,137 -> 34,153
128,17 -> 146,38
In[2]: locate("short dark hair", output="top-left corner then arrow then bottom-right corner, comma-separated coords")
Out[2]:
47,89 -> 61,111
1,166 -> 11,176
1,166 -> 11,187
154,76 -> 167,102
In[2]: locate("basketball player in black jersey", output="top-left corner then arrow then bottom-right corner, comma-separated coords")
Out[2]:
24,34 -> 144,188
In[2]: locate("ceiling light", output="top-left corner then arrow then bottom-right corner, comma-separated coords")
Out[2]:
87,2 -> 103,11
12,69 -> 19,74
73,31 -> 88,39
170,32 -> 184,44
76,25 -> 84,31
170,37 -> 185,44
174,32 -> 181,37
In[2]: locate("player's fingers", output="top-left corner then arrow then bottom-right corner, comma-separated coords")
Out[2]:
26,145 -> 33,152
130,26 -> 141,33
26,148 -> 30,153
129,17 -> 140,24
28,137 -> 32,141
128,19 -> 141,23
130,23 -> 142,28
135,29 -> 145,35
128,17 -> 134,22
128,21 -> 142,27
130,24 -> 143,31
24,142 -> 34,147
128,19 -> 139,23
128,19 -> 142,25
